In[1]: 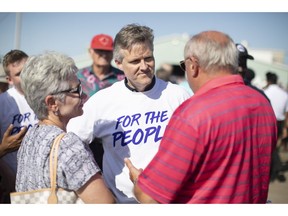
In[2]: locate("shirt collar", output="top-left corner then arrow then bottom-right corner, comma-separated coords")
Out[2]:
195,74 -> 244,96
124,76 -> 156,92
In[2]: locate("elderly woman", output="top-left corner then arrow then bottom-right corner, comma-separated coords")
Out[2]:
15,51 -> 115,204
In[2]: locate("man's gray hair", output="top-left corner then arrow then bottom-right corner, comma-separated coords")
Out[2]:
184,31 -> 238,74
113,23 -> 154,62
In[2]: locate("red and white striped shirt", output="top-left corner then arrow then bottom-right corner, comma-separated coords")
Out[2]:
138,75 -> 277,203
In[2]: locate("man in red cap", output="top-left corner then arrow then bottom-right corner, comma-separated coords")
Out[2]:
77,34 -> 125,98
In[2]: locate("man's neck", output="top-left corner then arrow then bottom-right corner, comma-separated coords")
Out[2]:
92,64 -> 111,80
124,76 -> 155,92
13,86 -> 25,96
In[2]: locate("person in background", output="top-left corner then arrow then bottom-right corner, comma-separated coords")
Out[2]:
235,43 -> 287,183
0,124 -> 27,203
245,68 -> 257,86
77,34 -> 125,170
155,63 -> 173,82
263,71 -> 288,182
0,50 -> 37,172
0,62 -> 27,204
235,43 -> 254,78
0,64 -> 9,94
125,30 -> 277,203
264,72 -> 288,133
67,23 -> 191,203
78,33 -> 125,98
16,51 -> 115,203
0,63 -> 26,159
235,43 -> 269,101
0,50 -> 38,203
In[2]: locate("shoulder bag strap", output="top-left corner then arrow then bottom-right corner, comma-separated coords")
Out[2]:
48,133 -> 65,204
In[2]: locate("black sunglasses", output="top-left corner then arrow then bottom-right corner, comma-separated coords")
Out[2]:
52,80 -> 82,98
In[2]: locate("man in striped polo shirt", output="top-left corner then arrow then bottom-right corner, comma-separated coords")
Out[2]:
125,30 -> 277,203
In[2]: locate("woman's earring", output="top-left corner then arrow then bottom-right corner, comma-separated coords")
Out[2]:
54,110 -> 59,116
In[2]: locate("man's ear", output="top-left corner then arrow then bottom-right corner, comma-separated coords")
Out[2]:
7,76 -> 13,85
114,59 -> 123,71
88,48 -> 94,58
191,57 -> 199,78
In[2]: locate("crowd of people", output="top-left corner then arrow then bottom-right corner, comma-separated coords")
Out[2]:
0,23 -> 287,204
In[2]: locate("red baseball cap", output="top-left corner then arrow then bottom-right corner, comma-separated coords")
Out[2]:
90,34 -> 113,51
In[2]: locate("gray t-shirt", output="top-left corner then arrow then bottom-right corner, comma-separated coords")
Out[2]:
16,124 -> 100,192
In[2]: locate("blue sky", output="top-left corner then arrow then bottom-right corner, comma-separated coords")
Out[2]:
1,4 -> 288,64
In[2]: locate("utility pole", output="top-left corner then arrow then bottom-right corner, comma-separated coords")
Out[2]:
14,13 -> 22,49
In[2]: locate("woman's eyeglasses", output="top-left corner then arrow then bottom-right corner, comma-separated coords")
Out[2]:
52,80 -> 82,98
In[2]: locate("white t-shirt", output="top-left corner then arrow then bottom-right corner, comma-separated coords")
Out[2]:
264,84 -> 288,121
0,87 -> 38,172
67,78 -> 191,203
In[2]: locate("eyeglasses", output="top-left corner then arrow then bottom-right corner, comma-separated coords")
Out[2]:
179,60 -> 186,72
52,80 -> 82,98
179,57 -> 194,72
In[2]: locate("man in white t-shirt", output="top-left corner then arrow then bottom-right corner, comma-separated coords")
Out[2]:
264,71 -> 288,182
0,50 -> 38,203
264,72 -> 288,127
67,24 -> 191,203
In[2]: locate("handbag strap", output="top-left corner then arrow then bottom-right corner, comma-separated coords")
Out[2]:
48,133 -> 65,204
